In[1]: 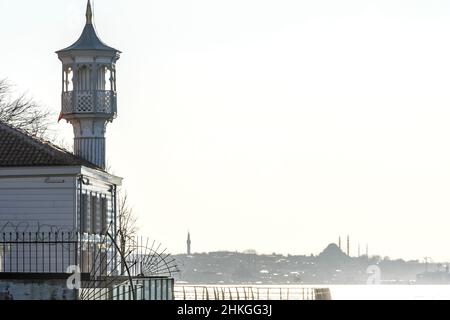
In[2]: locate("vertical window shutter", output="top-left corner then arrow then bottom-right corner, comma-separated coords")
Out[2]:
90,194 -> 96,234
101,197 -> 108,235
95,196 -> 101,234
82,194 -> 89,234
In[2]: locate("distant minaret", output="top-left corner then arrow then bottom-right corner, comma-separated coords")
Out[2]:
366,243 -> 369,257
187,232 -> 191,255
338,236 -> 341,250
358,243 -> 360,257
347,235 -> 350,256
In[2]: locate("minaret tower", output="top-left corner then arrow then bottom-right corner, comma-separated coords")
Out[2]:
56,0 -> 121,168
347,235 -> 350,256
187,232 -> 192,255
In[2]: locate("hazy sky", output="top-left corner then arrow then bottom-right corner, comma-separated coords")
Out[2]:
2,0 -> 450,261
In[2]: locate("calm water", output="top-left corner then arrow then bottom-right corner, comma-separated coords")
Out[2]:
175,284 -> 450,300
329,285 -> 450,300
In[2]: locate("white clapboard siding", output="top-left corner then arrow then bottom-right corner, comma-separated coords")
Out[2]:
0,200 -> 73,208
0,176 -> 76,232
0,208 -> 74,215
0,189 -> 74,196
0,180 -> 74,189
0,194 -> 74,201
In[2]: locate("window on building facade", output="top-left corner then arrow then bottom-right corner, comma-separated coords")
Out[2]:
81,192 -> 109,235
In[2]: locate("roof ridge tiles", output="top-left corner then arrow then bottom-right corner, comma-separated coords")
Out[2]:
0,121 -> 104,171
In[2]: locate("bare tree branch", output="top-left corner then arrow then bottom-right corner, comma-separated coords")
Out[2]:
117,188 -> 139,251
0,78 -> 52,138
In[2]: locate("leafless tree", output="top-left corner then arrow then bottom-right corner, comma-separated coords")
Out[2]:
0,78 -> 52,137
117,189 -> 139,251
105,162 -> 139,247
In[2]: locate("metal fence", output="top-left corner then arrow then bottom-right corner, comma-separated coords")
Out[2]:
0,232 -> 78,273
113,278 -> 174,301
174,285 -> 332,300
0,232 -> 121,276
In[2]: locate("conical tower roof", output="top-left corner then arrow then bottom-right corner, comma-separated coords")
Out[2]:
56,0 -> 120,54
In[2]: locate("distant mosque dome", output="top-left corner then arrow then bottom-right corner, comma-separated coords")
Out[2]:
318,243 -> 348,261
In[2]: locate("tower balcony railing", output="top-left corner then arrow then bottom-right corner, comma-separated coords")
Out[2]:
62,90 -> 117,116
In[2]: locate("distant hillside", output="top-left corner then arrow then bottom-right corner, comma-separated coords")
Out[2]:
172,244 -> 442,285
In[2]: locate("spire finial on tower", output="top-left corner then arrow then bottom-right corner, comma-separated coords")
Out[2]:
86,0 -> 93,24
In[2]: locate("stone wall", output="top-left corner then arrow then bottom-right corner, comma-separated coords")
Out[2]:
0,274 -> 76,300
